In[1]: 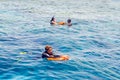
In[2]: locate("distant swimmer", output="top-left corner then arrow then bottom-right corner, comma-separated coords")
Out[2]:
50,17 -> 72,26
67,19 -> 72,26
42,45 -> 60,58
50,17 -> 57,25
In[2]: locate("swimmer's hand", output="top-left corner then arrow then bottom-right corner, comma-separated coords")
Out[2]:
49,55 -> 54,57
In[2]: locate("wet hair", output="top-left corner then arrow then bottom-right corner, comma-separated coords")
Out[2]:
67,19 -> 71,23
45,45 -> 52,51
51,17 -> 55,21
50,17 -> 55,24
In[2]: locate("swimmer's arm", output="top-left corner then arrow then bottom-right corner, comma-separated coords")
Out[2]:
51,21 -> 57,24
44,53 -> 54,57
49,52 -> 55,57
43,53 -> 50,57
49,55 -> 54,57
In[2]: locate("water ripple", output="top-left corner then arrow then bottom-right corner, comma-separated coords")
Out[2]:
0,0 -> 120,80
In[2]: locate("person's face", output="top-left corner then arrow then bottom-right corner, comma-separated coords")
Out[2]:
47,48 -> 53,54
53,18 -> 55,21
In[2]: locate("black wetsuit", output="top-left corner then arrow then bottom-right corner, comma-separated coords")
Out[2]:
42,51 -> 60,58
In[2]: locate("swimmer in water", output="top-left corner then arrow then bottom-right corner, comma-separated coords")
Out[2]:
42,45 -> 60,58
67,19 -> 72,26
50,17 -> 57,25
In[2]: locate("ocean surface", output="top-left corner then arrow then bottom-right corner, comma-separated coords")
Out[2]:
0,0 -> 120,80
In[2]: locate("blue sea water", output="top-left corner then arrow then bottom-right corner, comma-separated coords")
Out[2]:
0,0 -> 120,80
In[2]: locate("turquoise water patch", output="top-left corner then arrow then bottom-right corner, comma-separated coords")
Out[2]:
0,0 -> 120,80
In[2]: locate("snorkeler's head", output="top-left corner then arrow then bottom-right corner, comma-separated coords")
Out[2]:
67,19 -> 71,23
45,45 -> 52,51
